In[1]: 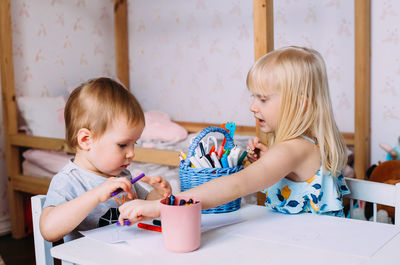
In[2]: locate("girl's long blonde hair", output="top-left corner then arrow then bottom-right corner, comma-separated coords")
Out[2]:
247,46 -> 347,176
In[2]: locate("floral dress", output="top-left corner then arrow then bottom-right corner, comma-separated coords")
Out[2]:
261,170 -> 350,217
261,135 -> 350,217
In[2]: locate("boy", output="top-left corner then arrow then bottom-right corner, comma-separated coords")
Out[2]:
40,77 -> 171,242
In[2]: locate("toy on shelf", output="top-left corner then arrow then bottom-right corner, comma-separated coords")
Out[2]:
379,136 -> 400,160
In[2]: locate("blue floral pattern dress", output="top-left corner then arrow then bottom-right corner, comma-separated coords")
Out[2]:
261,136 -> 350,217
261,170 -> 350,216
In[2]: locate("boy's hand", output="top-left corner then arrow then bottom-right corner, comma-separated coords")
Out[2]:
247,137 -> 268,163
93,177 -> 134,203
118,199 -> 160,225
141,176 -> 172,198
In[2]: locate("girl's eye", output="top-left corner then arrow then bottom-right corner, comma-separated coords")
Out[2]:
118,144 -> 127,148
259,97 -> 268,103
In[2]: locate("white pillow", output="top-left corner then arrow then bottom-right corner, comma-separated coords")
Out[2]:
17,96 -> 66,139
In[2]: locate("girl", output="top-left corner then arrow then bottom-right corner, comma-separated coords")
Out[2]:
117,46 -> 350,224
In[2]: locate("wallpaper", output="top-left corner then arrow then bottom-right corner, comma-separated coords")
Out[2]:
0,0 -> 399,227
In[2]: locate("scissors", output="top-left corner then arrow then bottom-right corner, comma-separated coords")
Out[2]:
189,136 -> 218,157
205,136 -> 218,154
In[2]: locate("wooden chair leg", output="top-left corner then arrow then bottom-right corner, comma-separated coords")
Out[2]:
257,192 -> 266,206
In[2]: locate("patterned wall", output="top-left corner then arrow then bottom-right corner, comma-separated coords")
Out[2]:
0,0 -> 399,225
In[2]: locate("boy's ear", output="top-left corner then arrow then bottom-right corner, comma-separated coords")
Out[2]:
77,128 -> 93,151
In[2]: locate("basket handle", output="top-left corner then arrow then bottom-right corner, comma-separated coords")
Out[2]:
184,126 -> 234,167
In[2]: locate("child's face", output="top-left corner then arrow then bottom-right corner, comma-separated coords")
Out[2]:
249,91 -> 281,133
86,117 -> 144,177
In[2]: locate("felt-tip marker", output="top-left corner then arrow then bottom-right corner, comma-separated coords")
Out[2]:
110,173 -> 145,197
169,195 -> 176,205
152,219 -> 161,226
116,220 -> 131,226
237,150 -> 248,166
138,222 -> 162,232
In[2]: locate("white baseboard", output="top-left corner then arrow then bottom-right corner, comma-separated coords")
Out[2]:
0,216 -> 11,236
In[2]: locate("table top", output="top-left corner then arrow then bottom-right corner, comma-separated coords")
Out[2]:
51,204 -> 400,265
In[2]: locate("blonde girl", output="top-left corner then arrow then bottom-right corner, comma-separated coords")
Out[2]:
117,46 -> 350,224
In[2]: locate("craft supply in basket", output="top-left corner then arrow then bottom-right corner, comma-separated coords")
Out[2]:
179,126 -> 243,213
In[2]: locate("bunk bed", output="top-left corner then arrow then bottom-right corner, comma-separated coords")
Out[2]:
0,0 -> 370,238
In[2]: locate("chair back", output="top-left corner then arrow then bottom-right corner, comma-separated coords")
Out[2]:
31,195 -> 54,265
345,177 -> 400,226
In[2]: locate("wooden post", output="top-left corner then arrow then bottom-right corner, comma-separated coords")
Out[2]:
253,0 -> 274,61
354,0 -> 371,179
114,0 -> 130,89
0,0 -> 26,238
253,0 -> 274,205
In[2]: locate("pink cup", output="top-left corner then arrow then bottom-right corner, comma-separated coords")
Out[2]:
160,196 -> 201,253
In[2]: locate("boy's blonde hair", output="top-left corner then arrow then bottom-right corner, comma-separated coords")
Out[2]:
246,46 -> 347,175
64,77 -> 145,150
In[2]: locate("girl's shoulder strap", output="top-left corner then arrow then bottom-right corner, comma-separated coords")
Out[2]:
299,135 -> 317,145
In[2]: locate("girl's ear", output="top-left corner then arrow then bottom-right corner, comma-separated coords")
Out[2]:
76,128 -> 93,151
299,95 -> 309,112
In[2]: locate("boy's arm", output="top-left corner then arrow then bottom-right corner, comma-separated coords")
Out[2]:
40,189 -> 101,242
40,176 -> 134,242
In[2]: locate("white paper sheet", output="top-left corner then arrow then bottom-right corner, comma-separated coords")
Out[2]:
79,222 -> 160,244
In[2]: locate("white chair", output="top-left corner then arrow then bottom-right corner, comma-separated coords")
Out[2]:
344,177 -> 400,226
31,195 -> 54,265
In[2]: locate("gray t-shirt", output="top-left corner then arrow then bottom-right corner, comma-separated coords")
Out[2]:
44,160 -> 148,241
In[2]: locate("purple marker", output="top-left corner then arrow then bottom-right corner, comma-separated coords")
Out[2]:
116,220 -> 131,226
110,173 -> 145,197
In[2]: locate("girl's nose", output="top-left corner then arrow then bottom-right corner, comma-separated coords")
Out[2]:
250,100 -> 258,113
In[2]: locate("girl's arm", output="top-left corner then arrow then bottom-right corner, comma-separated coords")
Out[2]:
247,136 -> 269,163
180,140 -> 303,209
40,177 -> 133,242
118,139 -> 311,224
141,176 -> 172,200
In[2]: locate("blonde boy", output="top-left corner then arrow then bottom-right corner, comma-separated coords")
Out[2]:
40,77 -> 171,242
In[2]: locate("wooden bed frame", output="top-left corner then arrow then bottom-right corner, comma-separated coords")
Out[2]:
0,0 -> 369,238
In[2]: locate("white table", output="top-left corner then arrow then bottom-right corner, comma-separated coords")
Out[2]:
51,205 -> 400,265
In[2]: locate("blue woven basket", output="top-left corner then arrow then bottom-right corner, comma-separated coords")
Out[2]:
179,126 -> 243,214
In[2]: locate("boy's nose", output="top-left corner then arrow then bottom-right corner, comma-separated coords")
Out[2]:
126,150 -> 135,159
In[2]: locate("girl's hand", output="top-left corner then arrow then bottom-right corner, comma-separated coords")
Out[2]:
93,177 -> 134,203
141,176 -> 172,199
246,137 -> 268,163
118,199 -> 160,225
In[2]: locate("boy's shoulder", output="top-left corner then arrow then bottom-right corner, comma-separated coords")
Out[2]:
54,160 -> 82,178
52,160 -> 98,183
